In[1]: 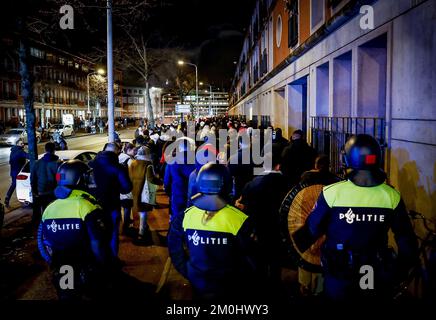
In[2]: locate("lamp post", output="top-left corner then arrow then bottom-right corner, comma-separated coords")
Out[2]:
200,82 -> 214,117
162,93 -> 171,118
177,60 -> 198,118
86,68 -> 105,120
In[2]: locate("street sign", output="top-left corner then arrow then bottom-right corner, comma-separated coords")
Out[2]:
175,104 -> 191,113
62,113 -> 74,125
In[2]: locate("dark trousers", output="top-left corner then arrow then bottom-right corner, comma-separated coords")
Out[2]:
103,208 -> 121,258
5,176 -> 17,204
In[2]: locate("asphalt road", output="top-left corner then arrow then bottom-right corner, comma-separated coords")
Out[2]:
0,128 -> 136,212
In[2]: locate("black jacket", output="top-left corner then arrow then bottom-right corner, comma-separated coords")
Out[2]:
31,153 -> 61,196
281,139 -> 317,188
89,151 -> 132,212
227,147 -> 255,201
9,145 -> 28,177
240,172 -> 289,258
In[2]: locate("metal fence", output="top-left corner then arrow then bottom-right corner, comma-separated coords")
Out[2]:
310,116 -> 386,176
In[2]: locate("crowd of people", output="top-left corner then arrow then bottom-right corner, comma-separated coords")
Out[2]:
2,115 -> 419,302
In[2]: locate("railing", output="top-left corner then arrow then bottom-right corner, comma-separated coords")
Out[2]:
310,116 -> 386,176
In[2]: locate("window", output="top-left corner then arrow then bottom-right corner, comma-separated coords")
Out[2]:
288,0 -> 298,48
134,89 -> 138,94
139,90 -> 143,94
59,57 -> 65,65
46,53 -> 55,62
75,63 -> 80,69
68,60 -> 74,68
276,15 -> 282,47
311,0 -> 325,32
30,47 -> 45,59
122,89 -> 126,94
82,65 -> 89,72
128,89 -> 132,94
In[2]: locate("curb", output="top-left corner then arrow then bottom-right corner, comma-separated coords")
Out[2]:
2,206 -> 32,228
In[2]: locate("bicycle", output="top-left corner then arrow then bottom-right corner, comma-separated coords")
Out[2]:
394,210 -> 436,300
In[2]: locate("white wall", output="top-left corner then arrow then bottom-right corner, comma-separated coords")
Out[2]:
388,0 -> 436,219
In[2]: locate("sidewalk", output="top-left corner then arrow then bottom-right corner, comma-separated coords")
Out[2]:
1,188 -> 192,300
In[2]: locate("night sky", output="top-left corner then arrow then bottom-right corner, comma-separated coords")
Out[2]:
0,0 -> 256,90
140,0 -> 257,89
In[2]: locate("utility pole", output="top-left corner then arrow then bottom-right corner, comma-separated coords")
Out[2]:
107,0 -> 115,143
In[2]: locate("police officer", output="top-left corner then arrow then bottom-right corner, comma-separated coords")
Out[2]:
168,163 -> 257,300
38,160 -> 113,300
293,134 -> 418,300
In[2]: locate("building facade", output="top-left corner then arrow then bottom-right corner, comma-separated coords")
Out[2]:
229,0 -> 436,218
122,86 -> 163,120
185,90 -> 230,117
0,38 -> 123,127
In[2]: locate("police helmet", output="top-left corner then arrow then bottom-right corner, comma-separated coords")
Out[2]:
191,163 -> 232,211
56,159 -> 92,188
343,134 -> 386,186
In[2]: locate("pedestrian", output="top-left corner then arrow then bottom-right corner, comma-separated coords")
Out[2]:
31,142 -> 61,226
53,132 -> 68,150
293,134 -> 418,300
98,119 -> 104,134
300,154 -> 341,186
272,127 -> 289,155
118,143 -> 136,235
163,137 -> 196,220
280,129 -> 317,189
89,143 -> 132,258
235,144 -> 288,297
129,146 -> 162,245
38,160 -> 114,300
5,139 -> 28,209
227,131 -> 255,202
168,163 -> 257,300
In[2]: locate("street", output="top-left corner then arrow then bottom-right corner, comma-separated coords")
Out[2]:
0,129 -> 135,212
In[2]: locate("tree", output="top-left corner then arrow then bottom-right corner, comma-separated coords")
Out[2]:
0,0 -> 105,172
88,74 -> 120,118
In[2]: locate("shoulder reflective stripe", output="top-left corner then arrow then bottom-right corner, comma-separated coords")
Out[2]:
182,205 -> 248,236
71,190 -> 101,209
41,196 -> 99,222
323,180 -> 401,209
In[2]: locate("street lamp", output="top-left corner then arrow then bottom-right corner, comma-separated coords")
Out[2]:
87,68 -> 105,119
177,60 -> 198,118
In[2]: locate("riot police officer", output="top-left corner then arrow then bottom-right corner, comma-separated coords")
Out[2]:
293,134 -> 418,300
38,160 -> 113,300
168,163 -> 257,300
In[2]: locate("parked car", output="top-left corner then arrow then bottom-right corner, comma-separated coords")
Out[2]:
16,150 -> 97,204
0,128 -> 41,146
48,124 -> 75,137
